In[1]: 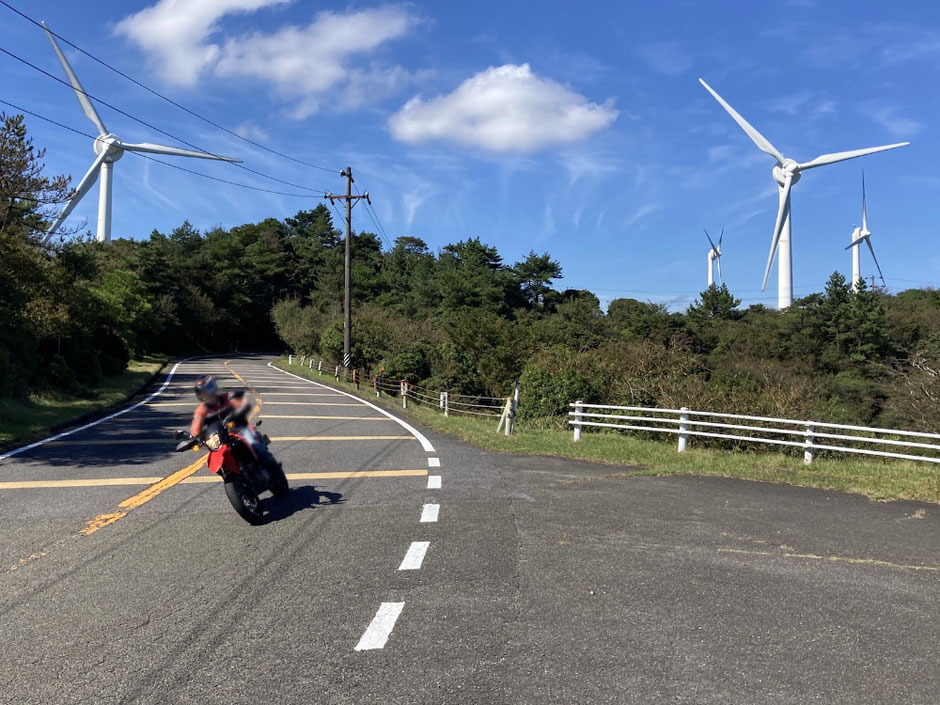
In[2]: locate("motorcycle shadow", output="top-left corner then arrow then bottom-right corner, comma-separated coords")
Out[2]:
262,485 -> 344,523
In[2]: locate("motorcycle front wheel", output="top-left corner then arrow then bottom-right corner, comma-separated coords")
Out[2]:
224,479 -> 264,525
270,465 -> 289,498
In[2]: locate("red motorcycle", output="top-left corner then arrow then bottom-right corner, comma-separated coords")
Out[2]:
174,403 -> 288,524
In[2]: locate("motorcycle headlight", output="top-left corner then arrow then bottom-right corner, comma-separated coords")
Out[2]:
205,432 -> 222,451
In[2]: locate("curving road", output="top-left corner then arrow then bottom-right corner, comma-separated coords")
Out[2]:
0,355 -> 937,704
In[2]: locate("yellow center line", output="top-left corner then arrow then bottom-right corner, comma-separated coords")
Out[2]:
272,435 -> 415,441
81,359 -> 261,535
717,547 -> 940,572
262,415 -> 393,420
2,469 -> 428,490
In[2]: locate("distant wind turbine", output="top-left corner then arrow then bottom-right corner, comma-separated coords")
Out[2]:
698,78 -> 908,308
41,22 -> 241,244
704,227 -> 723,287
846,172 -> 885,292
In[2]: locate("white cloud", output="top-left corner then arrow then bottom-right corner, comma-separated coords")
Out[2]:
636,42 -> 692,75
117,1 -> 418,116
389,64 -> 617,153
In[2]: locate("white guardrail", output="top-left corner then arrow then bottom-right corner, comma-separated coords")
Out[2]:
569,402 -> 940,465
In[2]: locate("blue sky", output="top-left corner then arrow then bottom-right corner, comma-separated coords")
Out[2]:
2,0 -> 938,309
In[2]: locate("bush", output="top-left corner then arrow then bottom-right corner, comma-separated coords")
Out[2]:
518,365 -> 596,420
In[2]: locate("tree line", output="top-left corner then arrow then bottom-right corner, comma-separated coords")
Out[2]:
3,112 -> 940,431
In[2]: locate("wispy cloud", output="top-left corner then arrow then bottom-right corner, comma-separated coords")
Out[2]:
624,202 -> 660,228
867,104 -> 924,138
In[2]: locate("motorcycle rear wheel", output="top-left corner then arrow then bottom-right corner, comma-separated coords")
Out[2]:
224,479 -> 264,525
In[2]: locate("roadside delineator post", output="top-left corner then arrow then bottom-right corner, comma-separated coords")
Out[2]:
573,400 -> 583,441
288,354 -> 293,365
300,354 -> 306,366
401,380 -> 408,409
678,407 -> 690,452
441,391 -> 449,417
804,422 -> 816,464
334,365 -> 340,381
318,360 -> 323,375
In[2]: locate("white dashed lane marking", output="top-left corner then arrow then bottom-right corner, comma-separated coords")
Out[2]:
420,503 -> 440,523
427,475 -> 441,489
354,602 -> 406,651
398,541 -> 430,570
428,457 -> 440,467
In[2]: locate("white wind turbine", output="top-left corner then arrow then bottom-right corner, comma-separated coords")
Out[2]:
698,78 -> 908,308
41,23 -> 241,244
846,172 -> 885,292
704,227 -> 723,287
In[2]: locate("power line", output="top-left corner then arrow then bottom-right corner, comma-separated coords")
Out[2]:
353,181 -> 393,250
0,44 -> 331,195
0,1 -> 339,175
0,98 -> 316,198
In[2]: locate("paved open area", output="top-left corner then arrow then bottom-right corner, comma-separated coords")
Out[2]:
0,355 -> 937,704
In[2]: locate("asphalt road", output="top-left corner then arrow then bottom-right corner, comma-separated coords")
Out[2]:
0,354 -> 937,704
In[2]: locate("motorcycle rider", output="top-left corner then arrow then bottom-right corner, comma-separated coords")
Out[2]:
191,374 -> 283,477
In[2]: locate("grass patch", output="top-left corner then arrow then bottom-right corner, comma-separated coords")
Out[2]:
0,355 -> 168,447
274,358 -> 940,504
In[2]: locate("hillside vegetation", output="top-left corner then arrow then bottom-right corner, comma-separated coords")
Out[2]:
3,112 -> 940,436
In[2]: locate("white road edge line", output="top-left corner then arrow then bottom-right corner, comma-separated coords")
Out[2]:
427,475 -> 442,489
0,360 -> 186,461
398,541 -> 430,570
354,602 -> 405,651
428,457 -> 440,467
268,362 -> 436,452
420,503 -> 440,523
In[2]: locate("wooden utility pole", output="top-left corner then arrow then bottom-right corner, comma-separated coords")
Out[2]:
325,167 -> 369,372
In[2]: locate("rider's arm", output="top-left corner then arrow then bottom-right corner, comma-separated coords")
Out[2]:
190,404 -> 207,437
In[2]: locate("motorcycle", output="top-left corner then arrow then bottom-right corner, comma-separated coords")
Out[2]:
174,401 -> 288,524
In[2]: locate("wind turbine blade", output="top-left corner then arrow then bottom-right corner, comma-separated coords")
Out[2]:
762,172 -> 793,290
798,143 -> 909,170
716,256 -> 723,284
43,150 -> 108,240
42,22 -> 107,136
865,237 -> 886,286
120,141 -> 242,162
717,227 -> 724,249
861,171 -> 868,232
698,78 -> 785,163
703,228 -> 718,253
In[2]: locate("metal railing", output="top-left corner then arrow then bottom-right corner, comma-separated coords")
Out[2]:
286,354 -> 519,434
568,402 -> 940,465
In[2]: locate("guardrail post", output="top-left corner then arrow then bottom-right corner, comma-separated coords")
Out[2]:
504,397 -> 513,436
573,400 -> 583,442
401,380 -> 408,409
677,407 -> 690,452
804,423 -> 816,464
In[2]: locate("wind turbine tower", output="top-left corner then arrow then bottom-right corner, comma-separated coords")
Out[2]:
704,228 -> 723,287
41,23 -> 241,243
846,172 -> 886,292
699,78 -> 908,308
